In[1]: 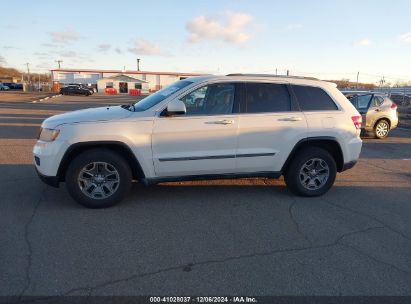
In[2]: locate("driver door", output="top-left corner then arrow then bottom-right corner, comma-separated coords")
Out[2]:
152,83 -> 239,177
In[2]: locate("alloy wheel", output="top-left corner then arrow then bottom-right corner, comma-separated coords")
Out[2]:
77,162 -> 120,199
376,121 -> 389,138
299,158 -> 330,190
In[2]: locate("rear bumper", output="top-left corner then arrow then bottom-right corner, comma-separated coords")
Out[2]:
365,113 -> 399,132
35,167 -> 60,188
341,160 -> 357,172
342,137 -> 362,167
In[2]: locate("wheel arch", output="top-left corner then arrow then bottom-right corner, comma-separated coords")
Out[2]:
281,137 -> 344,173
57,141 -> 145,182
373,117 -> 391,129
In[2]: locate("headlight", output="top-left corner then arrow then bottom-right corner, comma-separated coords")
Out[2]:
38,127 -> 60,141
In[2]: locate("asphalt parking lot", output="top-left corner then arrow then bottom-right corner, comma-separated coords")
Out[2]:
1,94 -> 411,296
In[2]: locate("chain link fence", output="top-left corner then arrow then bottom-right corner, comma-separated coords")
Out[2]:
372,87 -> 411,106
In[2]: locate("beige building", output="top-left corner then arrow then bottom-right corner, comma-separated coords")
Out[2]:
50,68 -> 203,93
96,74 -> 149,94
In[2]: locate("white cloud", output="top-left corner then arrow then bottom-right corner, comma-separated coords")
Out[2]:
399,32 -> 411,43
42,43 -> 60,48
50,29 -> 80,43
34,52 -> 49,56
0,55 -> 6,65
36,62 -> 52,70
287,23 -> 303,30
3,46 -> 19,50
98,43 -> 111,52
128,39 -> 165,56
186,11 -> 254,44
59,51 -> 77,57
354,39 -> 372,46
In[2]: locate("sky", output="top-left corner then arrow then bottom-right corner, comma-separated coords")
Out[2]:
1,0 -> 411,84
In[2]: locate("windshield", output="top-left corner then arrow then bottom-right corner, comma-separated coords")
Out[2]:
133,80 -> 193,111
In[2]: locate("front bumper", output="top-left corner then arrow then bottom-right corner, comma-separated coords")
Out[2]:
33,139 -> 68,176
35,167 -> 60,188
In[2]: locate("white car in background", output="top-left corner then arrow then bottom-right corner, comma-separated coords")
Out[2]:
33,74 -> 362,208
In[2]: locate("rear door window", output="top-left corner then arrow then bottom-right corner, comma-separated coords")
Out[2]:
292,85 -> 338,111
350,94 -> 372,110
371,96 -> 384,107
244,83 -> 291,113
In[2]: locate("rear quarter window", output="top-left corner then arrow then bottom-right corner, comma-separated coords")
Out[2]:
292,85 -> 338,111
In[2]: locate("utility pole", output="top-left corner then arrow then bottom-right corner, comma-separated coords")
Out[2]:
137,58 -> 140,71
380,76 -> 385,89
25,62 -> 30,84
356,72 -> 359,89
55,60 -> 63,69
275,68 -> 277,76
286,70 -> 290,76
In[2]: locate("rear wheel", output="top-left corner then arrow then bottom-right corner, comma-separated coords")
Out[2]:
66,149 -> 132,208
284,147 -> 337,197
374,119 -> 390,139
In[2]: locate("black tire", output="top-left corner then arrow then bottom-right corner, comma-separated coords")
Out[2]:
65,149 -> 132,208
284,147 -> 337,197
374,119 -> 390,139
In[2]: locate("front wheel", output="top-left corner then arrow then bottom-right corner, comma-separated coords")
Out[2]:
374,119 -> 390,139
65,149 -> 132,208
284,147 -> 337,197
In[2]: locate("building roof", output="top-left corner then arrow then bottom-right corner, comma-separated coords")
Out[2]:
97,74 -> 148,82
51,68 -> 204,77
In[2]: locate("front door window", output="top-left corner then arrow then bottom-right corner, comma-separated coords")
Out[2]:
179,83 -> 235,116
350,94 -> 372,113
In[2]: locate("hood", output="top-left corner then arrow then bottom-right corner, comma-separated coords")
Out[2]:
42,106 -> 132,128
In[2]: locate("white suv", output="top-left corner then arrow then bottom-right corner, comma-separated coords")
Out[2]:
33,74 -> 362,208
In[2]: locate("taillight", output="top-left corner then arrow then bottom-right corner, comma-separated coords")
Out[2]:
391,102 -> 397,110
352,116 -> 362,129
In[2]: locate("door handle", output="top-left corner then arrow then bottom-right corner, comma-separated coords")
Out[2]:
278,117 -> 302,122
206,119 -> 234,125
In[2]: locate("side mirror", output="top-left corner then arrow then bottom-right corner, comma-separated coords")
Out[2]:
166,99 -> 186,116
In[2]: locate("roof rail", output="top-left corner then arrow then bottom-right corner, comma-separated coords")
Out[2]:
226,73 -> 319,81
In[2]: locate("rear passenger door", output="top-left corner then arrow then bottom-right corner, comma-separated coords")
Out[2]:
367,95 -> 385,129
236,82 -> 307,173
291,85 -> 344,138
